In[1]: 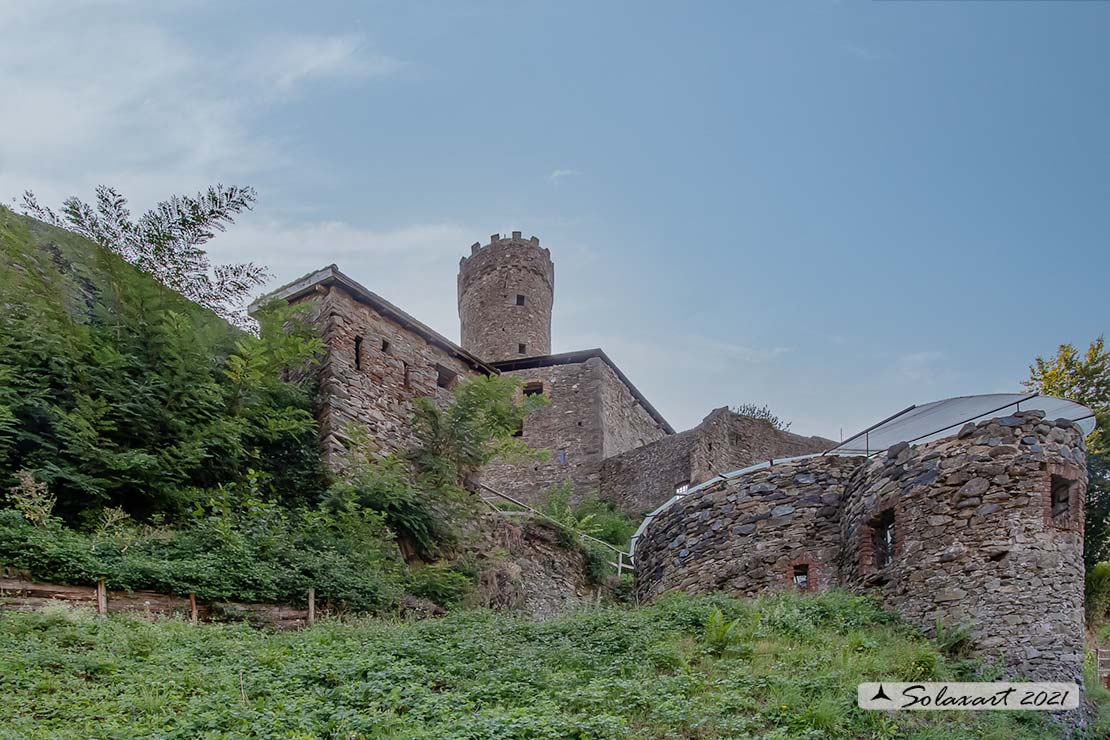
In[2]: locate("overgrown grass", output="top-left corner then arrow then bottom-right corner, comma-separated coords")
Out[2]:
0,591 -> 1068,738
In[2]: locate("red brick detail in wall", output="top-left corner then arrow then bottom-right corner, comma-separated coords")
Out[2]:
1044,462 -> 1084,533
785,555 -> 819,592
858,498 -> 904,574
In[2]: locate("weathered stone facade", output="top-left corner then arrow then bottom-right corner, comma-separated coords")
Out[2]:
257,266 -> 492,468
634,410 -> 1088,683
458,233 -> 554,362
477,351 -> 671,507
601,407 -> 835,517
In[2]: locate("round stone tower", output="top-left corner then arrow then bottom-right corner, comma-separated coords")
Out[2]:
458,231 -> 554,362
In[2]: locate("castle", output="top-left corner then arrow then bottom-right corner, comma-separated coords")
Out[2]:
261,232 -> 833,516
261,232 -> 1094,686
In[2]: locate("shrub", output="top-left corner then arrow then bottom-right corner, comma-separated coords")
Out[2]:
1088,561 -> 1110,626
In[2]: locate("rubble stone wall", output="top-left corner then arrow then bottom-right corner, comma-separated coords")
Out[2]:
601,408 -> 834,517
634,410 -> 1088,683
840,411 -> 1087,683
634,455 -> 860,602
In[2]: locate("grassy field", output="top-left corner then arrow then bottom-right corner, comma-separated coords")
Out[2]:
0,591 -> 1092,739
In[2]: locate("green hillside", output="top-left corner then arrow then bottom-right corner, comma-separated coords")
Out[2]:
0,591 -> 1088,739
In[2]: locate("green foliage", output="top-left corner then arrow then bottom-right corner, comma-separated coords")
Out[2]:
408,373 -> 548,489
1025,336 -> 1110,568
1088,561 -> 1110,627
0,591 -> 1061,738
0,207 -> 326,520
572,492 -> 638,548
932,619 -> 973,658
731,401 -> 792,432
408,563 -> 474,608
537,481 -> 602,541
701,607 -> 758,656
0,501 -> 402,611
6,469 -> 55,527
19,185 -> 266,326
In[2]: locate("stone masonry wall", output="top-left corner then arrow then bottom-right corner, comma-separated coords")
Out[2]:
291,285 -> 483,468
597,359 -> 670,458
601,408 -> 834,518
477,360 -> 606,506
634,410 -> 1088,684
477,356 -> 669,507
839,410 -> 1087,683
458,233 -> 554,363
634,455 -> 861,602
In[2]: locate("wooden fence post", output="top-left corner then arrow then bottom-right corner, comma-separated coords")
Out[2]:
307,588 -> 315,627
95,580 -> 107,616
189,593 -> 198,624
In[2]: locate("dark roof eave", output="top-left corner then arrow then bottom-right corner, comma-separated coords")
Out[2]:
492,349 -> 675,434
249,265 -> 497,374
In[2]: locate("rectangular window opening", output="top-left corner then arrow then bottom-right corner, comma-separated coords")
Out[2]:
518,343 -> 527,355
515,294 -> 526,306
872,509 -> 896,569
435,364 -> 458,390
793,564 -> 810,591
675,481 -> 690,496
354,336 -> 363,370
381,338 -> 390,353
402,362 -> 411,389
1051,474 -> 1073,520
523,382 -> 544,397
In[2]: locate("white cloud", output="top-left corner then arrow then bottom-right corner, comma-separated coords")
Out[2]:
548,169 -> 581,184
842,44 -> 880,61
0,5 -> 399,211
249,35 -> 402,95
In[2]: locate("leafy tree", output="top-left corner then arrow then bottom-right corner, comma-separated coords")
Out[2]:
1026,336 -> 1110,566
731,402 -> 792,432
18,185 -> 266,327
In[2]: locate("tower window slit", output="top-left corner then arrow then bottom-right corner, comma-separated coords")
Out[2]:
354,336 -> 363,370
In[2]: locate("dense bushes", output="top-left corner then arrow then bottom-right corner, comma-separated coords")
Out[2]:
0,501 -> 402,611
0,208 -> 326,521
0,591 -> 1068,738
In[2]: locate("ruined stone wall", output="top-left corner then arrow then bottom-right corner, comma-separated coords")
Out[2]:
634,455 -> 860,602
839,410 -> 1087,683
690,409 -> 835,484
599,432 -> 697,517
291,285 -> 483,468
600,408 -> 834,517
476,359 -> 605,505
458,233 -> 554,362
634,410 -> 1088,684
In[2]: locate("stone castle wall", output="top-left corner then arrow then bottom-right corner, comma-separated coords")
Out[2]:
292,285 -> 484,467
634,455 -> 861,601
458,233 -> 554,362
839,411 -> 1087,683
634,410 -> 1088,682
477,356 -> 669,506
601,408 -> 834,517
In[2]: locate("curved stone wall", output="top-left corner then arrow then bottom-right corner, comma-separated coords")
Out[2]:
840,410 -> 1087,682
458,233 -> 554,362
634,410 -> 1088,682
634,455 -> 861,601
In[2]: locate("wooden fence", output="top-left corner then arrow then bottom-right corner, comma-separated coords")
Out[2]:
0,576 -> 314,630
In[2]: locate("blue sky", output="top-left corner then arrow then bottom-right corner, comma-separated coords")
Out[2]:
3,1 -> 1108,437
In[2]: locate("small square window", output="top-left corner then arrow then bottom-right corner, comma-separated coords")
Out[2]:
435,364 -> 458,390
1051,475 -> 1073,519
518,343 -> 527,355
515,294 -> 526,306
523,382 -> 544,397
872,509 -> 896,569
793,564 -> 810,591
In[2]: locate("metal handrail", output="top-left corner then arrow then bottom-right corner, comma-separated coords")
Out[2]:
476,482 -> 634,575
